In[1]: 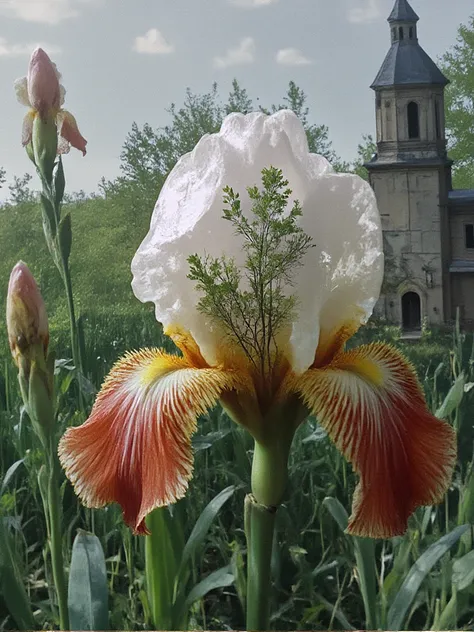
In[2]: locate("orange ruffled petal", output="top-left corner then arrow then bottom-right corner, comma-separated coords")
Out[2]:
296,342 -> 456,538
59,349 -> 239,534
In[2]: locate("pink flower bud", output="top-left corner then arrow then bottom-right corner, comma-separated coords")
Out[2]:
6,262 -> 49,368
27,48 -> 61,121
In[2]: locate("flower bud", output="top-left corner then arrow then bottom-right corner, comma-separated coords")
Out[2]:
27,48 -> 61,121
6,262 -> 49,371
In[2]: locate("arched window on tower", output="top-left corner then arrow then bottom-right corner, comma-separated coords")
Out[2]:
435,100 -> 441,139
398,26 -> 404,40
409,26 -> 414,39
407,101 -> 420,139
392,27 -> 397,42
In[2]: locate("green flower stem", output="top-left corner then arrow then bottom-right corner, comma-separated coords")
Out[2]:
246,436 -> 292,630
145,508 -> 176,630
251,438 -> 290,507
39,159 -> 83,380
47,437 -> 69,630
245,495 -> 277,630
39,166 -> 85,411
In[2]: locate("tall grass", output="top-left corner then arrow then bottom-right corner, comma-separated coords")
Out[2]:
1,313 -> 473,630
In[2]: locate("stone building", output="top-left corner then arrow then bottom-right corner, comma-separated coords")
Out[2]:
366,0 -> 474,333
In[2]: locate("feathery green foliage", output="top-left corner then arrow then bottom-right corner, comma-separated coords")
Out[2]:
188,167 -> 312,376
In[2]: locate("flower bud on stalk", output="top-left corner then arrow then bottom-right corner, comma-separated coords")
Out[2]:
6,262 -> 54,442
15,47 -> 87,183
26,48 -> 61,182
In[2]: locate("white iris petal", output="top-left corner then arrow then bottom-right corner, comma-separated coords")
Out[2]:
131,110 -> 383,372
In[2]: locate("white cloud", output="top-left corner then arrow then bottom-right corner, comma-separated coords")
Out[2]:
133,28 -> 174,55
214,37 -> 255,69
0,0 -> 99,24
230,0 -> 278,6
276,48 -> 312,66
0,37 -> 61,57
347,0 -> 381,24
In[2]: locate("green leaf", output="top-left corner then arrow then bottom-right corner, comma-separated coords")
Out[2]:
452,549 -> 474,591
0,516 -> 35,630
323,497 -> 377,629
436,590 -> 459,630
40,192 -> 57,236
172,486 -> 236,628
179,485 -> 236,576
184,565 -> 235,610
388,524 -> 470,630
68,530 -> 109,631
40,192 -> 59,265
58,212 -> 72,262
312,592 -> 356,630
54,157 -> 66,207
41,194 -> 58,260
193,428 -> 232,452
0,459 -> 25,495
322,496 -> 348,532
435,373 -> 465,418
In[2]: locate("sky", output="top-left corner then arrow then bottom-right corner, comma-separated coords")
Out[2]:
0,0 -> 472,200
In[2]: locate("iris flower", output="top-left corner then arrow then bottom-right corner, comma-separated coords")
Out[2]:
15,47 -> 87,156
59,111 -> 455,539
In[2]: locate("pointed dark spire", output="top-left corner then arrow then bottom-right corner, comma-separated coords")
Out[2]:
371,0 -> 447,89
388,0 -> 419,23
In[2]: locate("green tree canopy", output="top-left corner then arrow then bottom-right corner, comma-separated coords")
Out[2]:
103,80 -> 348,210
352,134 -> 376,181
440,14 -> 474,189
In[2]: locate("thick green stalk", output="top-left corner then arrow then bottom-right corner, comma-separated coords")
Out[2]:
246,436 -> 292,630
47,440 -> 69,630
145,508 -> 176,630
251,439 -> 290,507
246,496 -> 277,630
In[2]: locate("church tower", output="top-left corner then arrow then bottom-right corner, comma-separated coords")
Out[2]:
366,0 -> 452,332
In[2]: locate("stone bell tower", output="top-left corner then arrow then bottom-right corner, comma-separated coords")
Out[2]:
366,0 -> 452,333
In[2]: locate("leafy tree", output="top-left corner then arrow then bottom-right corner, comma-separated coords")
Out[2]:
0,166 -> 5,189
266,81 -> 347,169
440,15 -> 474,189
225,79 -> 253,115
105,80 -> 345,210
102,84 -> 227,210
8,173 -> 34,205
351,134 -> 377,181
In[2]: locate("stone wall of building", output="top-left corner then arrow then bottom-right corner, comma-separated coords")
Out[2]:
451,273 -> 474,322
370,167 -> 446,325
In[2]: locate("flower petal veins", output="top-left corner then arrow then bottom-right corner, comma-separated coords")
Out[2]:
295,342 -> 456,538
59,349 -> 240,534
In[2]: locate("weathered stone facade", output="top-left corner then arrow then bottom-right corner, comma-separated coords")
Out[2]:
366,0 -> 474,332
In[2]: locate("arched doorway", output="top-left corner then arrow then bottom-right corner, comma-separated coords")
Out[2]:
402,292 -> 421,331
